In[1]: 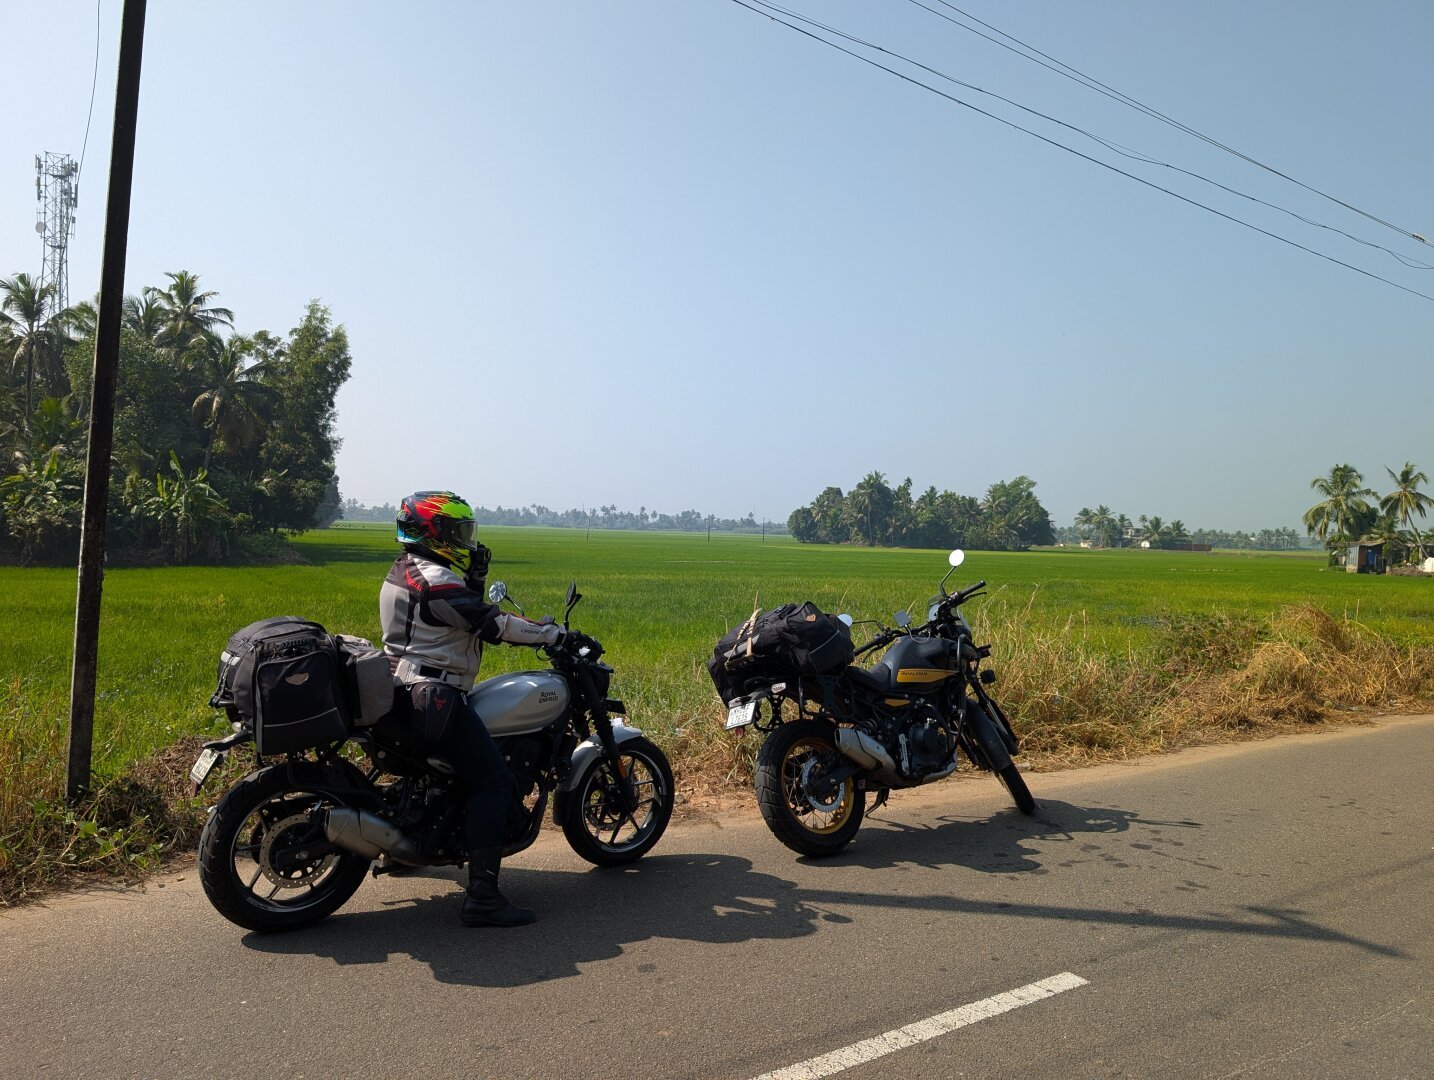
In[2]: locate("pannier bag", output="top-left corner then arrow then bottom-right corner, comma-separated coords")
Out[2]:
210,616 -> 350,755
708,601 -> 854,706
334,634 -> 399,727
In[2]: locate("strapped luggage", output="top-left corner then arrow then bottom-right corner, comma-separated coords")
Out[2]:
708,601 -> 854,705
210,616 -> 351,755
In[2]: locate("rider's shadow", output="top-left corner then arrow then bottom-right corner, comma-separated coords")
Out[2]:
243,853 -> 838,988
833,797 -> 1205,876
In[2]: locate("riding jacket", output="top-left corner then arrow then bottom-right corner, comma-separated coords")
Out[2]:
380,550 -> 560,691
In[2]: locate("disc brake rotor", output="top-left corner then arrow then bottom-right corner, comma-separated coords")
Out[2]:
257,811 -> 335,889
798,756 -> 846,813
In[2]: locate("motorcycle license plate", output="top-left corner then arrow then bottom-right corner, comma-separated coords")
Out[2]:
725,701 -> 757,730
190,747 -> 225,792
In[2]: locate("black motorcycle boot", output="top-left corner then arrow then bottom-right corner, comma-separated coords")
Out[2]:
460,848 -> 536,928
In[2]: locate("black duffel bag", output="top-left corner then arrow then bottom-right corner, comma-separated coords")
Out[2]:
708,601 -> 854,705
210,616 -> 350,756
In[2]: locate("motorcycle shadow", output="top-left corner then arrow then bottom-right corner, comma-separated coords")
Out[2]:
242,852 -> 835,988
833,798 -> 1203,876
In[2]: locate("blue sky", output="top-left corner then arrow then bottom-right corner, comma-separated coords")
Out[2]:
3,1 -> 1430,532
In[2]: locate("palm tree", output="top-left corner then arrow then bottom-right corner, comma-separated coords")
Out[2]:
190,335 -> 276,468
1304,464 -> 1376,552
154,271 -> 234,356
1380,462 -> 1432,563
1,273 -> 56,420
1145,515 -> 1165,548
1073,506 -> 1094,541
1168,519 -> 1189,545
123,287 -> 166,342
1091,504 -> 1115,547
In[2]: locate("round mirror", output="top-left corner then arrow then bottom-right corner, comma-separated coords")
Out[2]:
837,613 -> 854,627
948,549 -> 966,568
487,581 -> 508,604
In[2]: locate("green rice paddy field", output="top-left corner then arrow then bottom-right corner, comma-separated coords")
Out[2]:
2,524 -> 1430,788
3,525 -> 1432,899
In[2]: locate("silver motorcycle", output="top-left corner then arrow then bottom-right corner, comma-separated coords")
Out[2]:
195,581 -> 674,933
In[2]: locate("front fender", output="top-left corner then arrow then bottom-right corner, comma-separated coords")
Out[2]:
557,722 -> 646,794
551,722 -> 647,827
964,701 -> 1013,773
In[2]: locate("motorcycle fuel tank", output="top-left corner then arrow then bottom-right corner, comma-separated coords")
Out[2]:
468,671 -> 570,735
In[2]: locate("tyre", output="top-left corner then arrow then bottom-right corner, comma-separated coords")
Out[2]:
562,737 -> 675,867
754,720 -> 864,858
996,762 -> 1036,815
198,764 -> 371,933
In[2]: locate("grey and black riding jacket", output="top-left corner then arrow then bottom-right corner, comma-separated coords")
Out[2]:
380,550 -> 561,691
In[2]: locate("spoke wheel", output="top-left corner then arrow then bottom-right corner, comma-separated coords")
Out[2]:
755,720 -> 864,857
997,762 -> 1036,815
561,737 -> 674,867
198,765 -> 370,933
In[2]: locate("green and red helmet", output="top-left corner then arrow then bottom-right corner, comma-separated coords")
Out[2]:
396,490 -> 479,573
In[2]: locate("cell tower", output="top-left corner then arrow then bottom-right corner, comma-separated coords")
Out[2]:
35,151 -> 79,322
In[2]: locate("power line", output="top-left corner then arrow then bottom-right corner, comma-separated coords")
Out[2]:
912,0 -> 1432,250
726,0 -> 1434,304
78,0 -> 102,181
750,0 -> 1433,271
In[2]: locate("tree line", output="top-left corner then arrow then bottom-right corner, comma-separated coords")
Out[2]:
786,472 -> 1055,550
342,498 -> 790,535
0,269 -> 350,564
1063,507 -> 1307,551
1304,462 -> 1431,564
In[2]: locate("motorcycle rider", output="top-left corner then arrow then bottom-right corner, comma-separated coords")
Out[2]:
380,490 -> 562,928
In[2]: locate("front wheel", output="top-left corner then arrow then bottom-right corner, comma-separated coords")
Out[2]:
562,736 -> 675,867
198,764 -> 371,933
755,720 -> 864,858
996,762 -> 1036,815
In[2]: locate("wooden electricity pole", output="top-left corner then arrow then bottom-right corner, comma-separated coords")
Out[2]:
67,0 -> 148,801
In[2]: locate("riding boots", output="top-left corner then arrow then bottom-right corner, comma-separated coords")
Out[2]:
460,847 -> 536,928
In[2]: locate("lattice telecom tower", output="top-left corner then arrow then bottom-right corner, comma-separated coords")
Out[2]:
35,151 -> 79,321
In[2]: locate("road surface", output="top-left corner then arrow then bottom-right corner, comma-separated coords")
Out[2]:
4,715 -> 1431,1079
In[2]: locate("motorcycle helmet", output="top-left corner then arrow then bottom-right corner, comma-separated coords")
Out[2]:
396,490 -> 480,574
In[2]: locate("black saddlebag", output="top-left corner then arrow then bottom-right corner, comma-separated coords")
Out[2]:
708,602 -> 854,705
210,616 -> 350,755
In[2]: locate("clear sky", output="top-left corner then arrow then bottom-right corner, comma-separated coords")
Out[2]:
3,1 -> 1430,532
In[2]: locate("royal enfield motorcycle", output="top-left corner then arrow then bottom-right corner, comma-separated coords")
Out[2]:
194,582 -> 674,933
724,550 -> 1034,857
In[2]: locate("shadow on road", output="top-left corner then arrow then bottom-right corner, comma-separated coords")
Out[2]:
244,797 -> 1402,983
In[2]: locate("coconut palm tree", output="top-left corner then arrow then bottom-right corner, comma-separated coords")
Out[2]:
190,335 -> 276,469
122,287 -> 166,342
1168,519 -> 1189,545
154,271 -> 234,356
1,273 -> 56,420
1304,464 -> 1376,552
1145,515 -> 1165,548
1380,462 -> 1432,563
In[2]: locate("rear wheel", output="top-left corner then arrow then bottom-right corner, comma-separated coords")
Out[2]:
198,764 -> 370,933
755,720 -> 864,857
996,762 -> 1036,815
562,737 -> 675,867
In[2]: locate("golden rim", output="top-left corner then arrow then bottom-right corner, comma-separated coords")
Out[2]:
781,736 -> 855,835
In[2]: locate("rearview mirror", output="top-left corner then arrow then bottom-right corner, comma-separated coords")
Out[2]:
948,549 -> 966,567
837,613 -> 854,627
894,611 -> 911,628
487,581 -> 508,604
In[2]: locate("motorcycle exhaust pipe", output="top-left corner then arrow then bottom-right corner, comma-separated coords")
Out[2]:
835,728 -> 900,784
324,808 -> 423,865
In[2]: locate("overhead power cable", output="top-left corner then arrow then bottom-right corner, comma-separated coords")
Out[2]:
912,0 -> 1432,250
77,0 -> 102,182
727,0 -> 1434,304
751,0 -> 1432,271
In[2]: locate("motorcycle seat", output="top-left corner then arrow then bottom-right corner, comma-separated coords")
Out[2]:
843,665 -> 891,693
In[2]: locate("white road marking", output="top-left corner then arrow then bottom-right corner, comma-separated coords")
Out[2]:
752,971 -> 1089,1080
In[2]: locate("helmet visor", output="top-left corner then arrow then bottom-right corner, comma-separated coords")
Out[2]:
452,519 -> 477,546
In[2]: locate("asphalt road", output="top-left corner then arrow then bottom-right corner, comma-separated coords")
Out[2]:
4,715 -> 1431,1079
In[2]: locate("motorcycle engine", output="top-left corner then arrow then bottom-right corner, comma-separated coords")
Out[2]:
898,703 -> 958,780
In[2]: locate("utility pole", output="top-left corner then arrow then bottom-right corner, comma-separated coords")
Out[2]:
68,0 -> 147,802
